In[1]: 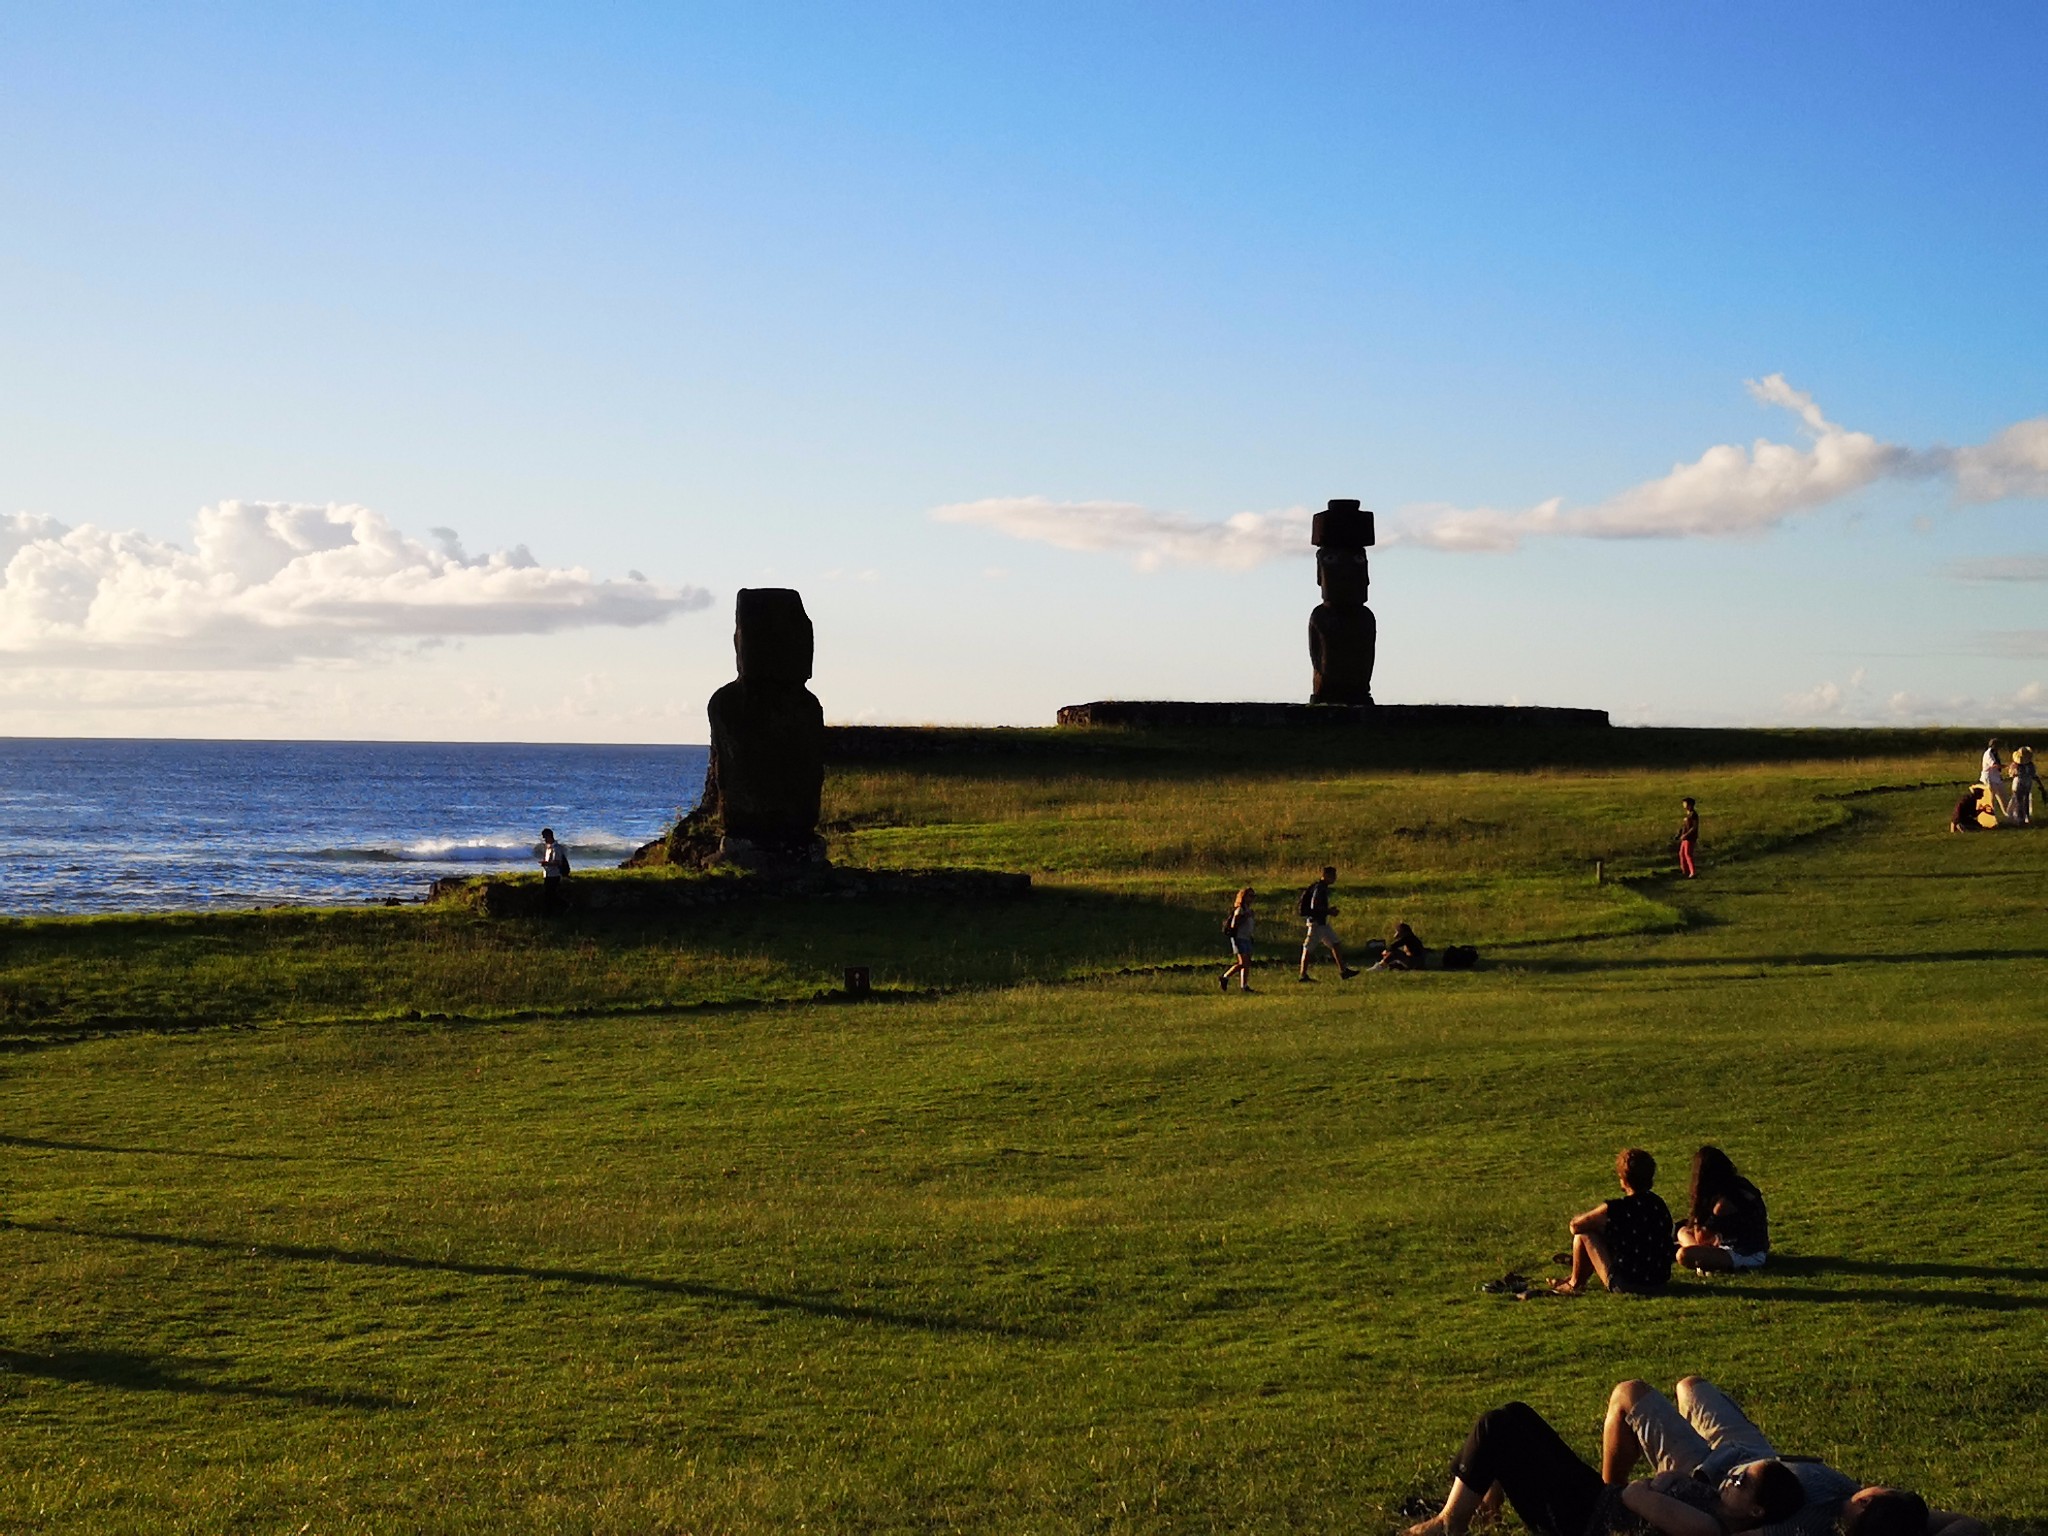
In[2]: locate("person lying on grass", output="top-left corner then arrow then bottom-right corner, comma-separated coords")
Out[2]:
1676,1145 -> 1770,1273
1554,1147 -> 1674,1295
1404,1399 -> 1804,1536
1604,1377 -> 1986,1536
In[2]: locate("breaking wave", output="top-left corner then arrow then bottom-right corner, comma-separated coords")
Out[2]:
310,835 -> 638,864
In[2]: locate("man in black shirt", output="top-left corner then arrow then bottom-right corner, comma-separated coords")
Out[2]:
1555,1147 -> 1674,1295
1297,866 -> 1361,981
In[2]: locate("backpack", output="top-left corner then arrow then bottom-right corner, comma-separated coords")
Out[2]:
1442,944 -> 1478,970
1296,883 -> 1320,919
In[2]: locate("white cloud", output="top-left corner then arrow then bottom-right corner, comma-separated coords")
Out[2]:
930,496 -> 1310,571
1785,667 -> 1869,719
1947,418 -> 2048,503
1983,631 -> 2048,658
1878,679 -> 2048,728
1949,554 -> 2048,582
934,378 -> 2048,566
0,501 -> 709,667
1782,670 -> 2048,727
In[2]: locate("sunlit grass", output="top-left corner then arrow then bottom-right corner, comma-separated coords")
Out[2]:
0,731 -> 2040,1532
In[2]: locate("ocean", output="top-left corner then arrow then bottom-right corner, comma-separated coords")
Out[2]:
0,738 -> 707,916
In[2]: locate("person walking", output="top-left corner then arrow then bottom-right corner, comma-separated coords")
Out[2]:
1297,866 -> 1359,981
1981,739 -> 2008,819
1220,886 -> 1257,992
1677,798 -> 1700,879
2011,745 -> 2037,827
536,827 -> 571,914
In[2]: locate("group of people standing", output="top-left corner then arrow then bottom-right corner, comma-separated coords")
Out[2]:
1555,1146 -> 1768,1296
1953,739 -> 2038,830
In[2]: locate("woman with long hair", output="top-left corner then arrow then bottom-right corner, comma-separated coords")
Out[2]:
1220,886 -> 1256,992
1677,1145 -> 1770,1273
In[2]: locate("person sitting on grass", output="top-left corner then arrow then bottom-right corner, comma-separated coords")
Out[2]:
1554,1147 -> 1674,1295
1603,1377 -> 1986,1536
1372,920 -> 1427,971
1949,787 -> 1981,833
1404,1398 -> 1805,1536
1676,1145 -> 1769,1273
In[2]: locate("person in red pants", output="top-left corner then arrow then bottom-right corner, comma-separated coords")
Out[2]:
1677,798 -> 1700,878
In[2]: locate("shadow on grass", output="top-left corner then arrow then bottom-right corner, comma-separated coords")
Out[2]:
3,1219 -> 1046,1340
1673,1280 -> 2048,1311
1770,1255 -> 2048,1284
0,1345 -> 399,1409
1506,948 -> 2048,974
0,1132 -> 297,1161
0,885 -> 1218,1042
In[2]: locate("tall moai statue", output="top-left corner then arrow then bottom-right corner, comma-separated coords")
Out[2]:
1308,498 -> 1376,705
703,588 -> 827,866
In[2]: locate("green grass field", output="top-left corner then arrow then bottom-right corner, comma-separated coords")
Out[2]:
1,727 -> 2043,1533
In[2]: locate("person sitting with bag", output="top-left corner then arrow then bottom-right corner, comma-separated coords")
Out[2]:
1372,920 -> 1427,971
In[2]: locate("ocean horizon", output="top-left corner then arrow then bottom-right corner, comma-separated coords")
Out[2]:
0,736 -> 708,916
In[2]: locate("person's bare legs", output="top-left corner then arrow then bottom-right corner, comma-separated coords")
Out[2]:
1555,1230 -> 1617,1294
1603,1380 -> 1653,1482
1405,1475 -> 1490,1536
1678,1243 -> 1735,1272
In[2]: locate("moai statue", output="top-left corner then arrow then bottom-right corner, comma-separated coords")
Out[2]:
1309,498 -> 1376,705
703,588 -> 827,865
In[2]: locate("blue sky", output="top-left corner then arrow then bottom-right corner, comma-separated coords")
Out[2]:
2,3 -> 2044,738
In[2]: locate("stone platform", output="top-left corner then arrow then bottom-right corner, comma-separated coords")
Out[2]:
1054,700 -> 1610,730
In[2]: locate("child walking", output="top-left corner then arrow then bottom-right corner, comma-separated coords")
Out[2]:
1220,887 -> 1256,992
1676,798 -> 1700,879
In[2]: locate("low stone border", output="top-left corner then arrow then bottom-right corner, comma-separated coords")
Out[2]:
428,865 -> 1031,919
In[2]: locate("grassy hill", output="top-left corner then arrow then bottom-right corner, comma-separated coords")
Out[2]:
0,726 -> 2042,1533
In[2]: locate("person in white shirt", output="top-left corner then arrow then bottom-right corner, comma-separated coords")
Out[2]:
536,827 -> 571,913
1981,739 -> 2008,819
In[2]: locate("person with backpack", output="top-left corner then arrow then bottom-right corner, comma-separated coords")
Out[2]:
1296,866 -> 1359,981
536,827 -> 571,914
1219,886 -> 1257,992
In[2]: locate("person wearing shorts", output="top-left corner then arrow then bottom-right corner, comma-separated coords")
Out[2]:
1297,866 -> 1359,981
1403,1398 -> 1806,1536
1555,1147 -> 1674,1295
1603,1378 -> 1985,1536
1676,1145 -> 1769,1273
1220,886 -> 1256,992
